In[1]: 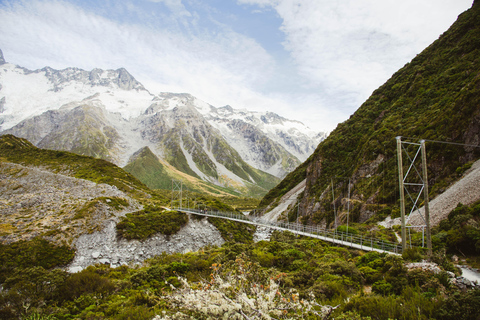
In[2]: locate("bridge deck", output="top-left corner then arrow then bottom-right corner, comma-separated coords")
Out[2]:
176,207 -> 402,255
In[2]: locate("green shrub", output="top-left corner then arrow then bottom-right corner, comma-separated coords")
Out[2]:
60,268 -> 116,300
344,286 -> 441,320
0,238 -> 74,282
337,225 -> 359,234
311,280 -> 349,302
22,313 -> 58,320
1,267 -> 68,316
117,207 -> 188,240
358,266 -> 381,284
406,268 -> 431,287
371,280 -> 393,296
252,248 -> 275,267
113,305 -> 155,320
335,311 -> 372,320
436,290 -> 480,320
207,217 -> 255,243
402,247 -> 424,262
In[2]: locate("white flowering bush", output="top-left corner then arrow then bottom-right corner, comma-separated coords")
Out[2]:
153,254 -> 337,319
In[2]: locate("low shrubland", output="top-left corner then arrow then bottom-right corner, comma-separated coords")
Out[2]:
1,229 -> 478,320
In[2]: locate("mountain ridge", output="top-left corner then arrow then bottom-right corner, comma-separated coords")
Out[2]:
0,54 -> 326,195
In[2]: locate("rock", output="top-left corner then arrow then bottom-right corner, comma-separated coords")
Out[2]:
405,262 -> 441,274
457,277 -> 473,287
67,215 -> 225,272
0,49 -> 5,65
69,266 -> 83,273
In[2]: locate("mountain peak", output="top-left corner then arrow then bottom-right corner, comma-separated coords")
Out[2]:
128,146 -> 157,162
115,67 -> 144,91
260,112 -> 287,125
0,49 -> 5,65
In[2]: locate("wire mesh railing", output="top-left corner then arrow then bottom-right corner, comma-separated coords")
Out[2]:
176,207 -> 403,254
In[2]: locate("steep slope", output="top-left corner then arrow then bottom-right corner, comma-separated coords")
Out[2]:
6,102 -> 126,163
0,161 -> 141,246
379,158 -> 480,228
0,134 -> 227,270
123,146 -> 269,197
0,134 -> 152,198
0,134 -> 147,245
260,1 -> 480,227
135,95 -> 282,196
0,61 -> 153,131
123,146 -> 171,190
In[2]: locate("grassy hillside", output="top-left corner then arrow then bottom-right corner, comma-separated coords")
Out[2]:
123,146 -> 172,190
261,2 -> 480,226
1,134 -> 262,245
0,134 -> 152,198
124,145 -> 279,199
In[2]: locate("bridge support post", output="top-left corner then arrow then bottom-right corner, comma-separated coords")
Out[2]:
396,137 -> 407,253
420,140 -> 432,256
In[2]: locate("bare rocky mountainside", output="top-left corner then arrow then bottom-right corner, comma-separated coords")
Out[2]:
0,50 -> 326,197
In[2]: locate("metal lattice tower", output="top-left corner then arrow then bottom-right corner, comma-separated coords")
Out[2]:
171,179 -> 182,209
396,137 -> 432,254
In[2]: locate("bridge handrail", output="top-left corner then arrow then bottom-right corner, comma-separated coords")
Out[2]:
175,207 -> 404,254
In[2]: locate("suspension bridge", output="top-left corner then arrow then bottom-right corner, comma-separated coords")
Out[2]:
168,137 -> 480,256
174,206 -> 403,255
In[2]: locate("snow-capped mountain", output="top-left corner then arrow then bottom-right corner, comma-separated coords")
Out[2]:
0,48 -> 326,194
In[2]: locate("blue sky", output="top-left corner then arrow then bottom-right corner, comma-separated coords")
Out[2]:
0,0 -> 473,131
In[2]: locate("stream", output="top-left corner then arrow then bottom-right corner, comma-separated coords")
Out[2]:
458,266 -> 480,284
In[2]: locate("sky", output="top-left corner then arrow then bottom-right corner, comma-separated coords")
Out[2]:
0,0 -> 474,132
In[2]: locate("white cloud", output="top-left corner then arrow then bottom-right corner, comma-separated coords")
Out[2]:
238,0 -> 473,122
145,0 -> 191,17
0,0 -> 276,116
0,0 -> 474,132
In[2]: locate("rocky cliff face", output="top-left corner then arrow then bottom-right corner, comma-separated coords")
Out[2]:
38,66 -> 146,92
202,103 -> 326,177
0,49 -> 5,65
